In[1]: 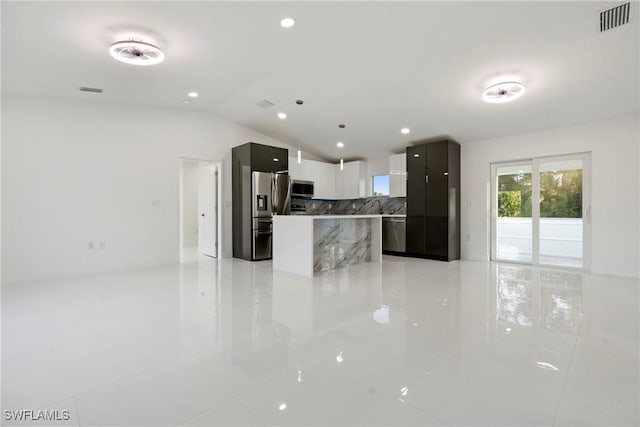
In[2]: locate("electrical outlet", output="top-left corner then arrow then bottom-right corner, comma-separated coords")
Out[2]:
99,241 -> 106,249
88,242 -> 94,250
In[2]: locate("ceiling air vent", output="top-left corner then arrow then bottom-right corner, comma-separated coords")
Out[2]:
80,86 -> 103,93
256,99 -> 275,109
600,2 -> 631,32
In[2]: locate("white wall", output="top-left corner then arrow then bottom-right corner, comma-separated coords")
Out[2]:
181,161 -> 199,248
1,95 -> 298,283
461,115 -> 640,278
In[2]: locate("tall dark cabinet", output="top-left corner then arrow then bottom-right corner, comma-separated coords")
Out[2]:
232,142 -> 288,260
406,140 -> 460,261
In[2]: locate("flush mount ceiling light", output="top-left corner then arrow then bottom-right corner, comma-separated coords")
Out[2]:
482,81 -> 526,103
401,127 -> 411,134
280,17 -> 295,28
109,40 -> 165,66
188,92 -> 198,98
277,112 -> 287,119
336,142 -> 344,148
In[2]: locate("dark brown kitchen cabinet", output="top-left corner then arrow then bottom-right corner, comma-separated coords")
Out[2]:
406,140 -> 460,261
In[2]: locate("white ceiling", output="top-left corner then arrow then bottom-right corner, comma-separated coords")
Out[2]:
2,1 -> 638,160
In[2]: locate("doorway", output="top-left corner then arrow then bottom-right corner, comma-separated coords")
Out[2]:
179,159 -> 221,262
490,153 -> 591,270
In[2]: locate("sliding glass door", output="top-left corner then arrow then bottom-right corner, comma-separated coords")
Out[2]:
493,162 -> 533,263
491,154 -> 591,270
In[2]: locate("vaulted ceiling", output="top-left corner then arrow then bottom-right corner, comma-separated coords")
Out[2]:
3,1 -> 638,160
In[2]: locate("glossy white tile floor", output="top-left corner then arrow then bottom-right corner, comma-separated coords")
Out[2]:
2,257 -> 639,426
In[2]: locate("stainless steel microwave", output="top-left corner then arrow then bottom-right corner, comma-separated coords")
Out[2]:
291,180 -> 314,198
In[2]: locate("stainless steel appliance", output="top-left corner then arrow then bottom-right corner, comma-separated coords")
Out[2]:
272,173 -> 291,215
251,171 -> 291,260
290,197 -> 307,214
291,180 -> 314,198
382,217 -> 406,254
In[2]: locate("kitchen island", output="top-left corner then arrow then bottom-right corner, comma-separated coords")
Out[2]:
272,215 -> 386,277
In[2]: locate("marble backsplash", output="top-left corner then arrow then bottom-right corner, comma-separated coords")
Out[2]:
304,196 -> 406,215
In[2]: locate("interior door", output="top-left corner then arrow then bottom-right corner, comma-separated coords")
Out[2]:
198,164 -> 217,258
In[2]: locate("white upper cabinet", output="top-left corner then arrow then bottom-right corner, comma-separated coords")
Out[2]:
335,160 -> 366,199
288,157 -> 336,199
389,153 -> 407,197
288,156 -> 305,180
289,157 -> 367,200
312,161 -> 336,199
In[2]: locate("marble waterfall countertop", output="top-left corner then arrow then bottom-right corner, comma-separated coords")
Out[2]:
272,215 -> 382,277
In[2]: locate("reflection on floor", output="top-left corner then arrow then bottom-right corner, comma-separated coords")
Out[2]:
2,257 -> 638,426
181,246 -> 215,264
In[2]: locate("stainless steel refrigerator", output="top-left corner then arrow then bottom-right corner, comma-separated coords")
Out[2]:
251,171 -> 291,260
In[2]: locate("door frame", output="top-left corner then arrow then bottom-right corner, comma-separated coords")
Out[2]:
490,152 -> 591,271
178,157 -> 223,262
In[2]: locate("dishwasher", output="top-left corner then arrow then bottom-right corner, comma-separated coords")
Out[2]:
382,217 -> 406,254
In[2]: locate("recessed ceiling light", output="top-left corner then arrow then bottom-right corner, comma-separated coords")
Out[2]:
188,92 -> 199,98
401,128 -> 411,134
483,81 -> 526,103
277,112 -> 287,119
280,18 -> 295,28
336,142 -> 344,148
109,40 -> 164,66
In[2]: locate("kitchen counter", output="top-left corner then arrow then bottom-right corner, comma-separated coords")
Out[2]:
273,215 -> 382,277
286,214 -> 404,219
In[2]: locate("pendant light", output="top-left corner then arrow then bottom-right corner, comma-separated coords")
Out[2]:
337,123 -> 346,171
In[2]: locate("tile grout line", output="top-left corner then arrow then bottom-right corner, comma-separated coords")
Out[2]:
73,395 -> 81,427
551,334 -> 580,426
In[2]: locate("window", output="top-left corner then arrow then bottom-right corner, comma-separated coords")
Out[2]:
372,175 -> 390,196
